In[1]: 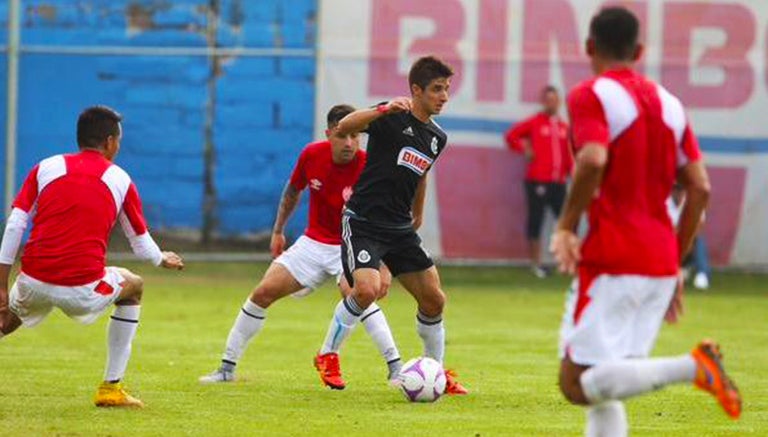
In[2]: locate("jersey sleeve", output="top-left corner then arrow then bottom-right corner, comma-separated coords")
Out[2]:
289,149 -> 309,191
504,116 -> 534,152
678,124 -> 702,167
12,165 -> 40,212
119,183 -> 163,266
568,85 -> 610,151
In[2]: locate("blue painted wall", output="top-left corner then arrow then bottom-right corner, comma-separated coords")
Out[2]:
1,0 -> 316,238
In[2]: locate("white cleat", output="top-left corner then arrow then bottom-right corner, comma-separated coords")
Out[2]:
531,266 -> 548,279
388,363 -> 404,388
199,369 -> 235,384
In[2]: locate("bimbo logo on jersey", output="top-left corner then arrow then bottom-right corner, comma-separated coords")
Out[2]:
397,147 -> 433,176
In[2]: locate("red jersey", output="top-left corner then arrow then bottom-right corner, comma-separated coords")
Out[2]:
504,112 -> 573,183
12,150 -> 153,285
289,141 -> 366,245
568,68 -> 702,276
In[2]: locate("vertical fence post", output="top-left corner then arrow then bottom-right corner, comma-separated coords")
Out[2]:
5,0 -> 21,216
202,0 -> 220,245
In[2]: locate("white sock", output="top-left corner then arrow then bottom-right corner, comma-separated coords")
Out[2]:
104,305 -> 140,382
222,300 -> 266,369
416,311 -> 445,363
360,303 -> 400,364
586,401 -> 628,437
580,355 -> 697,403
320,296 -> 363,354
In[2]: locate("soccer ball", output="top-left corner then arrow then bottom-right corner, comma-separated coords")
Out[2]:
397,357 -> 447,403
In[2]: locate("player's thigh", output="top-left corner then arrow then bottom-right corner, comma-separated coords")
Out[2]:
340,217 -> 383,290
396,266 -> 445,317
271,236 -> 332,293
7,274 -> 54,328
559,273 -> 639,366
113,267 -> 144,304
57,268 -> 127,324
253,262 -> 305,304
630,276 -> 677,357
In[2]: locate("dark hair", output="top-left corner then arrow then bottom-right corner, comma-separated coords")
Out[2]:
408,56 -> 454,91
326,104 -> 355,129
77,105 -> 122,149
589,7 -> 640,61
541,85 -> 558,98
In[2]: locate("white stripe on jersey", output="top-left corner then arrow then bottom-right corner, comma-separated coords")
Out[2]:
656,84 -> 689,168
37,155 -> 67,193
101,165 -> 132,215
592,77 -> 639,142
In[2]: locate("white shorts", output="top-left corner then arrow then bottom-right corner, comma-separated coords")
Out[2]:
559,272 -> 677,366
9,267 -> 125,327
274,236 -> 342,294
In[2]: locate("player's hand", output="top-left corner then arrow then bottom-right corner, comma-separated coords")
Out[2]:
161,251 -> 184,270
378,264 -> 392,299
270,232 -> 286,258
665,272 -> 685,324
523,141 -> 534,161
550,229 -> 581,274
385,97 -> 412,114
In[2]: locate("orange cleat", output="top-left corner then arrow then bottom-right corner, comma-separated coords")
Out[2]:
314,352 -> 346,390
444,369 -> 468,395
691,340 -> 741,419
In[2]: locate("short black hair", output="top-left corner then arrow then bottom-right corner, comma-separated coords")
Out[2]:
589,7 -> 640,61
541,85 -> 558,97
77,105 -> 122,149
408,56 -> 454,91
326,104 -> 355,129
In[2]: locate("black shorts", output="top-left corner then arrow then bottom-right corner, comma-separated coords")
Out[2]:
524,181 -> 567,240
340,213 -> 434,286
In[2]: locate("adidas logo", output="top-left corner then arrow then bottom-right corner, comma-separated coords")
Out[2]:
402,126 -> 414,137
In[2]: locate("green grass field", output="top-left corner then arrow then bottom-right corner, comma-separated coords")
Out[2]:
0,262 -> 765,436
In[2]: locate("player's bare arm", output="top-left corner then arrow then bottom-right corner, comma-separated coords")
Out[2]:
665,160 -> 711,323
0,264 -> 12,330
411,174 -> 428,230
676,161 -> 711,260
551,143 -> 608,274
271,181 -> 302,257
335,97 -> 412,135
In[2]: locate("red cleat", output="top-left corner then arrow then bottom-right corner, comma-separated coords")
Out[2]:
314,352 -> 346,390
444,369 -> 468,395
691,340 -> 741,419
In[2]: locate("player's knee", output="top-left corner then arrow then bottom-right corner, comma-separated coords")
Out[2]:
420,288 -> 446,318
119,273 -> 144,304
352,282 -> 378,308
251,285 -> 277,308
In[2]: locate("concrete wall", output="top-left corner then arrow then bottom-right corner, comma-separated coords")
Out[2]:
2,0 -> 317,239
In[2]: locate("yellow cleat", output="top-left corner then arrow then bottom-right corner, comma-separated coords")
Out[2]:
94,381 -> 144,408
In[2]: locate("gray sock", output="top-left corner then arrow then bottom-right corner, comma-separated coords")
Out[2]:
387,358 -> 403,379
220,359 -> 236,373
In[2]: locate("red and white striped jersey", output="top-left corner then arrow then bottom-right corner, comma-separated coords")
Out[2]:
9,149 -> 159,285
568,68 -> 702,276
